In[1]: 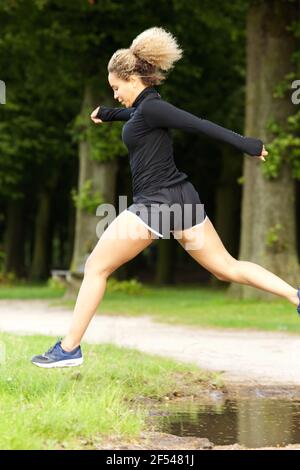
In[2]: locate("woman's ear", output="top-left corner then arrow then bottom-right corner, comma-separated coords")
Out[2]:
130,74 -> 138,88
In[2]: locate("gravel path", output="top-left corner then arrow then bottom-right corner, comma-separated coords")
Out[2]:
0,299 -> 300,387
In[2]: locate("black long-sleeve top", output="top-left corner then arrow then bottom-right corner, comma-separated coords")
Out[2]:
96,86 -> 263,196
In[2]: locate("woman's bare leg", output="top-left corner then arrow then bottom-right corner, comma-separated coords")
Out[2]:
61,211 -> 155,351
173,216 -> 299,307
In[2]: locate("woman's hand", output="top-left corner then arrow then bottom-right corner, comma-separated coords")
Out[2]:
90,106 -> 103,124
256,144 -> 268,162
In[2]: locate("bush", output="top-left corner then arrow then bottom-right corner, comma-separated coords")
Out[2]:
106,278 -> 146,295
0,271 -> 18,286
47,277 -> 67,290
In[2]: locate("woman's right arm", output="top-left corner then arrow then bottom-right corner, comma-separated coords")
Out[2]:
91,105 -> 135,123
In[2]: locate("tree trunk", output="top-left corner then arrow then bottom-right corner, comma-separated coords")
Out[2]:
154,237 -> 177,285
229,0 -> 300,300
65,195 -> 76,268
29,189 -> 52,281
211,146 -> 242,287
70,81 -> 117,277
297,180 -> 300,260
4,197 -> 26,278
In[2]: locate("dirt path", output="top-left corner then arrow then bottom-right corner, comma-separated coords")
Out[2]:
1,299 -> 300,388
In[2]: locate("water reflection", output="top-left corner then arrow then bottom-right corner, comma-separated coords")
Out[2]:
151,398 -> 300,448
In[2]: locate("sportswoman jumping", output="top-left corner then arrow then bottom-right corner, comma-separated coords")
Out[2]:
31,26 -> 300,368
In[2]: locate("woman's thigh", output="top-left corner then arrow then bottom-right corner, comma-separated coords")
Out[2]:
85,210 -> 155,276
173,216 -> 236,279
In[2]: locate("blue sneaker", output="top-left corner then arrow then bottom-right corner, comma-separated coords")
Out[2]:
297,287 -> 300,316
31,339 -> 83,368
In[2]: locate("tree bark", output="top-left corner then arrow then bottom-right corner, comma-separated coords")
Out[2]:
211,146 -> 242,287
229,0 -> 300,299
154,237 -> 177,285
70,81 -> 117,277
29,189 -> 52,281
4,197 -> 26,278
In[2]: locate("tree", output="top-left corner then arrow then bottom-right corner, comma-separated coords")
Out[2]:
229,0 -> 300,299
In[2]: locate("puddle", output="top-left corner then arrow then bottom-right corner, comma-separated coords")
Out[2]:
149,393 -> 300,448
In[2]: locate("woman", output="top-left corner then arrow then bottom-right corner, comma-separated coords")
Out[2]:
31,26 -> 300,368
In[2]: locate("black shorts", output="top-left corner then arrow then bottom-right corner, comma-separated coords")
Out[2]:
126,180 -> 207,239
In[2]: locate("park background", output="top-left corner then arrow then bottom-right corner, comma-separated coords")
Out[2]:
1,0 -> 300,298
2,0 -> 300,452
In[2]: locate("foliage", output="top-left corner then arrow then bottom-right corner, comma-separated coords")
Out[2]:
0,271 -> 18,286
70,114 -> 127,163
106,277 -> 146,295
71,179 -> 105,215
262,112 -> 300,180
46,277 -> 67,289
259,17 -> 300,180
265,223 -> 287,253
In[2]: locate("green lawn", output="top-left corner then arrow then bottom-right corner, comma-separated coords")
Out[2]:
1,283 -> 299,333
60,285 -> 300,334
0,333 -> 220,450
0,283 -> 65,299
0,283 -> 298,449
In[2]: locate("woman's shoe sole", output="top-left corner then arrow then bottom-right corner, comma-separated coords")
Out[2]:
31,357 -> 83,368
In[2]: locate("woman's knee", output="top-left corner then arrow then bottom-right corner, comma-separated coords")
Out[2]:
212,259 -> 239,282
214,271 -> 229,282
84,255 -> 114,279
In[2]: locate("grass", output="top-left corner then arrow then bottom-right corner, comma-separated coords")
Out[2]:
1,282 -> 299,333
0,332 -> 220,450
0,283 -> 65,299
0,283 -> 298,449
57,285 -> 300,334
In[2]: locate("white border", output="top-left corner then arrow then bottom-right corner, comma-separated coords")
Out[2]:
125,210 -> 208,238
125,209 -> 164,238
188,214 -> 208,230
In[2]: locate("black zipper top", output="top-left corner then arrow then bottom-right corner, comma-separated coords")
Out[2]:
97,90 -> 263,196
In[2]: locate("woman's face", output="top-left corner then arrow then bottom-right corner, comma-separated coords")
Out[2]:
108,72 -> 144,107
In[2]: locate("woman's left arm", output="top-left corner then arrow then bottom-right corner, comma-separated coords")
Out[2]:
141,98 -> 268,160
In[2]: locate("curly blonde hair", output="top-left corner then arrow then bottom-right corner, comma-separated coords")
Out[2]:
107,26 -> 183,86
